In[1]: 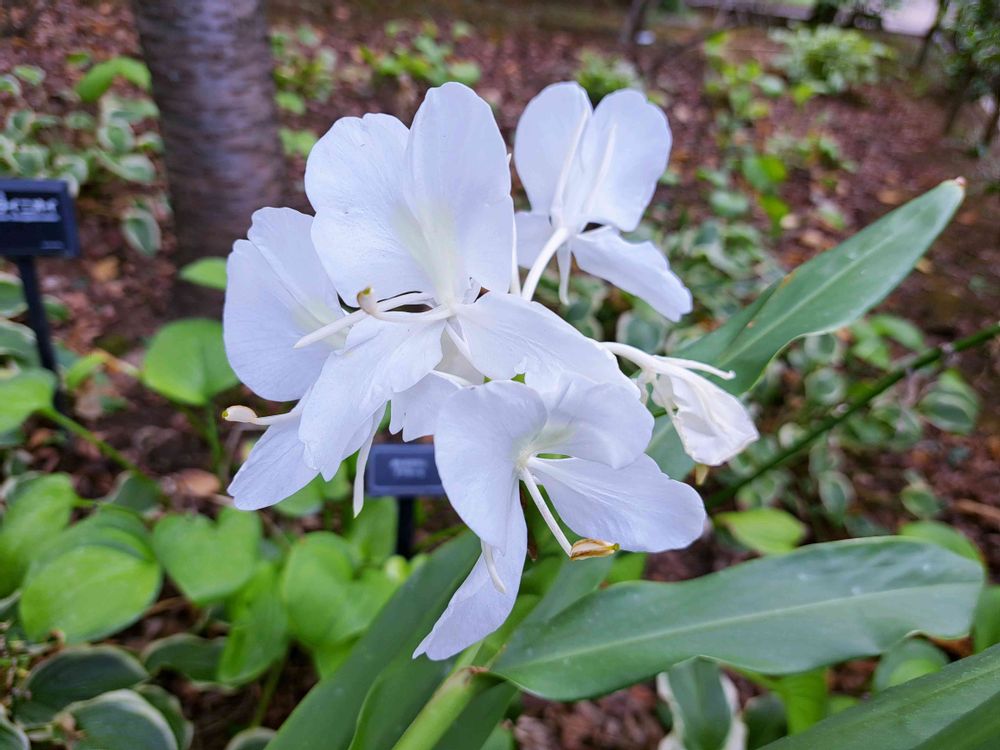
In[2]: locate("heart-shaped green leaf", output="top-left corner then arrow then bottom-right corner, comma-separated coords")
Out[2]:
152,508 -> 260,605
142,319 -> 237,406
0,369 -> 55,433
0,473 -> 77,596
19,516 -> 161,644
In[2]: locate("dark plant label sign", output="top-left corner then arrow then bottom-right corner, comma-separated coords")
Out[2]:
366,443 -> 445,496
0,179 -> 80,258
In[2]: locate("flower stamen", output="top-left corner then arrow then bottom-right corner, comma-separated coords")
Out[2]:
482,541 -> 507,594
519,468 -> 573,556
222,405 -> 297,427
293,291 -> 436,349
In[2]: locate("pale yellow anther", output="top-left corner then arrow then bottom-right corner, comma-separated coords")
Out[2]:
694,464 -> 709,486
570,538 -> 620,560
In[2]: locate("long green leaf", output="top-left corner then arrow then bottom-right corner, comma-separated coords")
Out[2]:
648,180 -> 963,478
678,180 -> 964,394
493,538 -> 982,700
268,534 -> 479,750
762,644 -> 1000,750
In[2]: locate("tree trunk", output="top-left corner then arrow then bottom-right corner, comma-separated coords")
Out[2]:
132,0 -> 284,314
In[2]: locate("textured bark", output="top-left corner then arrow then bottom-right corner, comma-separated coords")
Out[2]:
132,0 -> 284,312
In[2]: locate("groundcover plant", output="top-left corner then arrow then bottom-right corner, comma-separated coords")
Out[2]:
219,81 -> 992,749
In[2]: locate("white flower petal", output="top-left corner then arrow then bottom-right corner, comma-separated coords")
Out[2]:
514,211 -> 556,269
570,227 -> 692,322
299,317 -> 445,477
389,371 -> 463,441
564,89 -> 671,232
530,454 -> 706,552
404,82 -> 514,299
435,381 -> 545,548
537,376 -> 650,469
514,81 -> 592,218
228,410 -> 315,510
652,370 -> 759,466
224,209 -> 342,401
455,292 -> 626,387
413,508 -> 526,660
305,113 -> 432,302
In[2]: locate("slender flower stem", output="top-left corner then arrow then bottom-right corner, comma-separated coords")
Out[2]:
39,406 -> 149,479
707,321 -> 1000,508
250,655 -> 286,728
390,663 -> 492,750
521,227 -> 569,302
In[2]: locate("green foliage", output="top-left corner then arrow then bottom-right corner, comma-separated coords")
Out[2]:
1,59 -> 164,250
219,563 -> 289,684
771,27 -> 894,95
715,508 -> 807,555
75,57 -> 151,102
657,659 -> 736,750
18,508 -> 163,643
0,474 -> 77,596
141,318 -> 237,406
179,257 -> 227,290
763,644 -> 1000,750
872,638 -> 948,691
946,0 -> 1000,101
574,50 -> 643,104
679,180 -> 964,394
279,126 -> 319,158
0,368 -> 55,434
152,508 -> 261,605
14,646 -> 148,724
494,538 -> 982,700
360,20 -> 481,89
271,24 -> 337,109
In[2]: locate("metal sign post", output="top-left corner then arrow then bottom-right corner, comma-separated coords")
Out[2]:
365,443 -> 446,558
0,179 -> 80,384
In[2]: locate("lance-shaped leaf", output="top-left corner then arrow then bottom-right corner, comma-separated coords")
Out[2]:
268,534 -> 479,750
761,644 -> 1000,750
648,180 -> 963,477
677,180 -> 963,394
493,538 -> 982,700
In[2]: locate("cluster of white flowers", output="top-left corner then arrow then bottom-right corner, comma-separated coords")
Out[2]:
222,82 -> 758,659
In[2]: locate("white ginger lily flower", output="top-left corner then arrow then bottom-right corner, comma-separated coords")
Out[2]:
604,342 -> 759,467
297,82 -> 626,486
514,81 -> 691,321
222,208 -> 384,510
415,377 -> 706,660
